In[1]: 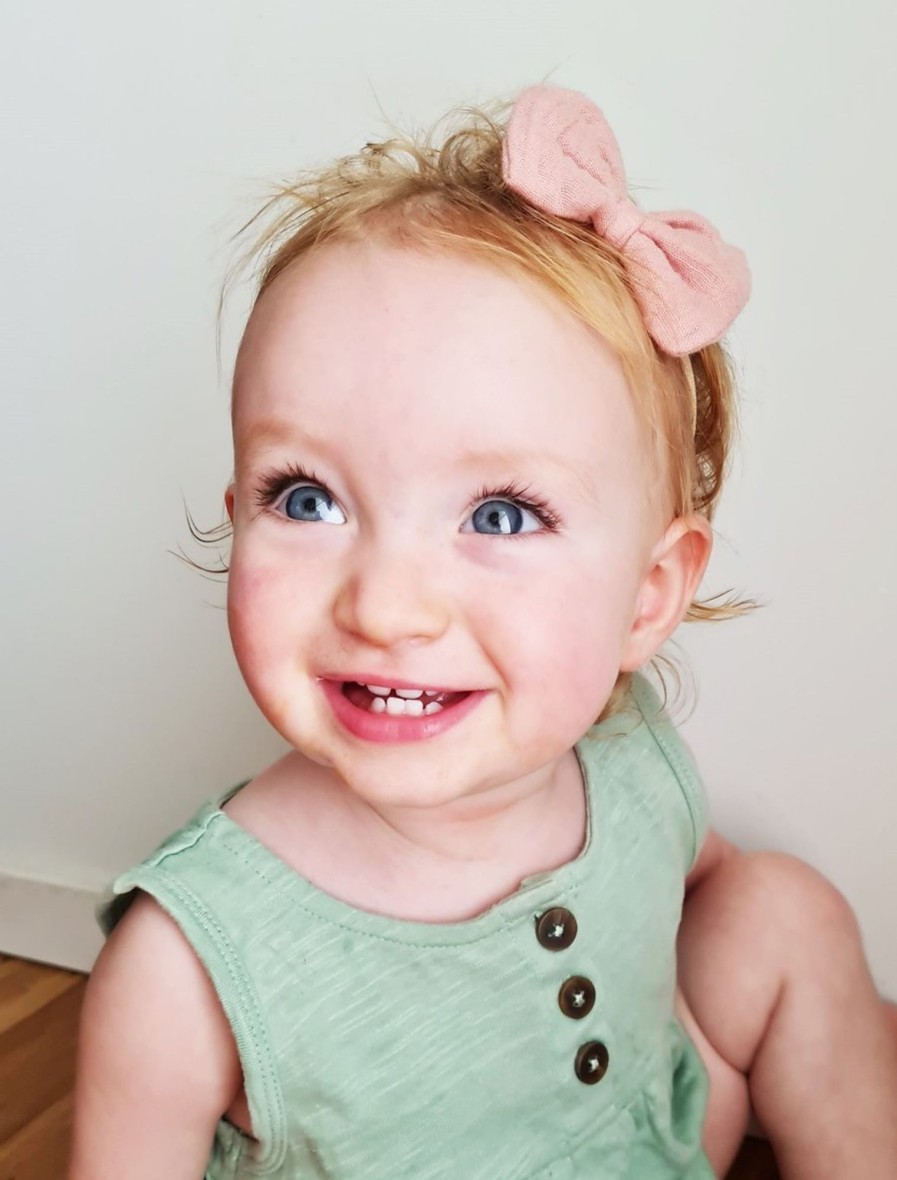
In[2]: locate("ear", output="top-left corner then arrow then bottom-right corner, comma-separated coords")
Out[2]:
224,484 -> 235,523
620,515 -> 713,672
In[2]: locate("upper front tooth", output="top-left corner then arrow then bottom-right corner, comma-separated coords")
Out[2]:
367,685 -> 391,696
395,688 -> 423,699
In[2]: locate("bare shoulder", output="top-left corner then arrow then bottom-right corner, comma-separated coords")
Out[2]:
68,890 -> 241,1179
221,751 -> 337,873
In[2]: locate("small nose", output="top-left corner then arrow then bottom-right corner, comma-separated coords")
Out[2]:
332,540 -> 450,649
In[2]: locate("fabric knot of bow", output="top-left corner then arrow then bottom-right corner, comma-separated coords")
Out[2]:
502,86 -> 751,357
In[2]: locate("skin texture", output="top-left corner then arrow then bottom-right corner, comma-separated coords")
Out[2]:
224,241 -> 709,877
679,846 -> 897,1178
69,241 -> 897,1180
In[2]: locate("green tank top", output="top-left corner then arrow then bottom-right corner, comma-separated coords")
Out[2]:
97,673 -> 713,1179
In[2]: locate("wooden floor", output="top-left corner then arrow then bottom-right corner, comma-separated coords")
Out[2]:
0,954 -> 86,1180
0,952 -> 779,1179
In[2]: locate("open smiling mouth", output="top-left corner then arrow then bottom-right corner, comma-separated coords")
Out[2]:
341,682 -> 470,717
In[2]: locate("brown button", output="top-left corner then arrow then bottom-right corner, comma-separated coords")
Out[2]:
574,1040 -> 609,1084
558,975 -> 596,1019
535,907 -> 578,951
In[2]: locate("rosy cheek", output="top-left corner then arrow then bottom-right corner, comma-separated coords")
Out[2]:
229,550 -> 289,612
226,571 -> 299,730
526,577 -> 630,711
227,563 -> 284,664
239,567 -> 274,597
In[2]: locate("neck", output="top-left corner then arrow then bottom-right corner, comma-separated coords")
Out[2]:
333,750 -> 587,919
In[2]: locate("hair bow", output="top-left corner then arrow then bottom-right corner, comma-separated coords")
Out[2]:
502,86 -> 750,356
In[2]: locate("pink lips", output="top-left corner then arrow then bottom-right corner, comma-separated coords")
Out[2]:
321,679 -> 485,744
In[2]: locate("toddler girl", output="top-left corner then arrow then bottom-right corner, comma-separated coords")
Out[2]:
69,86 -> 897,1179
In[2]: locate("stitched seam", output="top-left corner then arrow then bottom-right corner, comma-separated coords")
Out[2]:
630,680 -> 706,867
207,818 -> 578,951
123,868 -> 288,1175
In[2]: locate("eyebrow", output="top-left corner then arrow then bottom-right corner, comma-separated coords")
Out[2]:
456,448 -> 602,507
236,421 -> 597,497
236,419 -> 336,462
455,448 -> 576,475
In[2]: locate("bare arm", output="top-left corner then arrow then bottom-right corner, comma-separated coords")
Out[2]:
68,891 -> 243,1180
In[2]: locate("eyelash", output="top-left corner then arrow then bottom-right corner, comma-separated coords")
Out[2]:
469,482 -> 563,533
252,466 -> 563,532
253,463 -> 325,511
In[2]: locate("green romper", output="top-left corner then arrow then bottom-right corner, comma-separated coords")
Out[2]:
97,674 -> 714,1178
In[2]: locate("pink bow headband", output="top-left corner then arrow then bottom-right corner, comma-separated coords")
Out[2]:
501,86 -> 750,358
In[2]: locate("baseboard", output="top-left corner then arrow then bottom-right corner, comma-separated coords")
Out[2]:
0,872 -> 103,973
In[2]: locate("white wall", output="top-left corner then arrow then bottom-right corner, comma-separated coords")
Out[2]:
2,1 -> 895,989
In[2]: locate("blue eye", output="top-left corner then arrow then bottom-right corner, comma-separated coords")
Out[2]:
466,499 -> 540,536
281,485 -> 346,524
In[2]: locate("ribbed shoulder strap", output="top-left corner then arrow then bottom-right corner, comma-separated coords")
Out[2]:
95,796 -> 287,1174
588,672 -> 708,872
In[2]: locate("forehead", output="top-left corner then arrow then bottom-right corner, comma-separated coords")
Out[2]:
232,241 -> 645,483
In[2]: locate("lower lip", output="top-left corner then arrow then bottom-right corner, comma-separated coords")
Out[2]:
320,680 -> 486,744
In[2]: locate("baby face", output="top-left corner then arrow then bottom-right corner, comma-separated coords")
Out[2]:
227,241 -> 664,814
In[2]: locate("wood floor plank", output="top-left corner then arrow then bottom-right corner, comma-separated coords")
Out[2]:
0,1092 -> 73,1180
0,977 -> 85,1143
0,960 -> 82,1037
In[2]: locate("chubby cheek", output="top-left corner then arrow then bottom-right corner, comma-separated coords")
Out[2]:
532,617 -> 623,733
484,560 -> 636,744
226,556 -> 311,728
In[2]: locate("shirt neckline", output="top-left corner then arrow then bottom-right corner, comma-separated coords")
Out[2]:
200,739 -> 609,947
